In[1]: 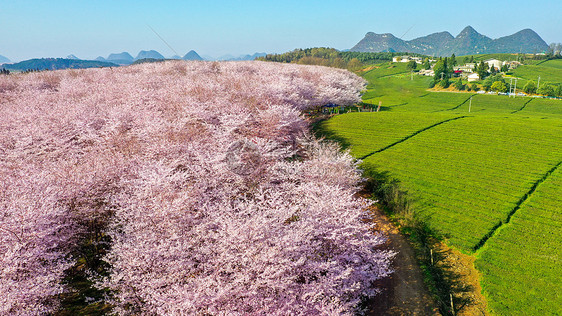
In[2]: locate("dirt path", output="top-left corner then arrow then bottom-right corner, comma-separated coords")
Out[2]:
434,243 -> 488,316
368,207 -> 440,315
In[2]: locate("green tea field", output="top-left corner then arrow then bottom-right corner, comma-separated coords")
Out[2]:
509,59 -> 562,85
320,63 -> 562,315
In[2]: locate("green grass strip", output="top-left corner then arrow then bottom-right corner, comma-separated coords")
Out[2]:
473,159 -> 562,252
442,94 -> 477,111
510,98 -> 533,114
358,116 -> 469,160
388,102 -> 408,108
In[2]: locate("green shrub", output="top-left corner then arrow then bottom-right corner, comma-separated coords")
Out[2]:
523,81 -> 537,94
454,79 -> 465,91
491,81 -> 507,93
537,84 -> 555,96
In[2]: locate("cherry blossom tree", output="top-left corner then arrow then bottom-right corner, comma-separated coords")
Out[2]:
0,61 -> 393,315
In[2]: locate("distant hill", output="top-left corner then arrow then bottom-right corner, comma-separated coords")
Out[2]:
351,26 -> 549,56
182,50 -> 203,61
3,58 -> 117,71
491,29 -> 551,54
135,50 -> 165,60
107,52 -> 134,65
212,53 -> 268,61
95,56 -> 106,61
227,53 -> 267,61
408,31 -> 454,54
352,32 -> 409,53
0,54 -> 10,64
217,54 -> 236,61
66,54 -> 79,60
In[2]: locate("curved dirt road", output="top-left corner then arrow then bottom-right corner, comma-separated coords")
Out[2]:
368,207 -> 440,315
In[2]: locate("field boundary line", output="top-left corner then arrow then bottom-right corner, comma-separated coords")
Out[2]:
441,94 -> 477,112
510,98 -> 533,114
379,72 -> 410,79
364,71 -> 411,79
358,116 -> 469,160
473,159 -> 562,253
362,95 -> 381,101
362,68 -> 409,78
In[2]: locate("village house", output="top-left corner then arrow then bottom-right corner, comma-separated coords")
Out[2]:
452,70 -> 463,77
392,56 -> 409,63
454,63 -> 476,73
411,57 -> 423,64
467,73 -> 480,82
418,69 -> 434,76
484,59 -> 503,71
392,56 -> 423,64
503,60 -> 522,69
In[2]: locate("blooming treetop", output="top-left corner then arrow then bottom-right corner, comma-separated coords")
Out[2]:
0,61 -> 393,315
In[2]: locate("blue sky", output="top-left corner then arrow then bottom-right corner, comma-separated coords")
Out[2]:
1,0 -> 561,61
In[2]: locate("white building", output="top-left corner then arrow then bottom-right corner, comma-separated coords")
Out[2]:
467,73 -> 480,82
411,57 -> 423,64
418,69 -> 434,76
484,59 -> 503,71
392,56 -> 423,64
455,63 -> 476,73
503,60 -> 522,69
392,56 -> 411,63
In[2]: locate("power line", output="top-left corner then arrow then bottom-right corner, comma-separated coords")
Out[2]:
146,24 -> 180,57
399,24 -> 416,40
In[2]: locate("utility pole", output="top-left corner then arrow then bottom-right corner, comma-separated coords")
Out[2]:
469,96 -> 472,112
538,76 -> 541,89
509,78 -> 513,97
430,249 -> 434,265
514,78 -> 517,97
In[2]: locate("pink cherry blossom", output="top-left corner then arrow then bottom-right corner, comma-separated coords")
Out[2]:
0,61 -> 393,315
